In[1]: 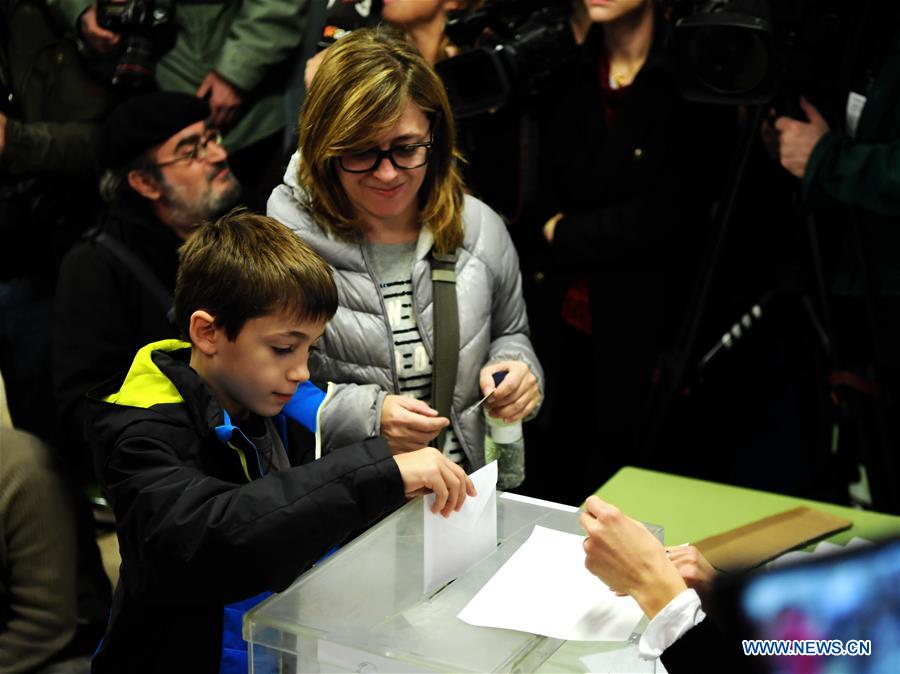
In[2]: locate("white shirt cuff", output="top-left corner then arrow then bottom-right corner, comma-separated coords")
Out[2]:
638,588 -> 706,660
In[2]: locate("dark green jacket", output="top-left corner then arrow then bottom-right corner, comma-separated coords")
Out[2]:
804,29 -> 900,295
2,0 -> 112,176
48,0 -> 307,152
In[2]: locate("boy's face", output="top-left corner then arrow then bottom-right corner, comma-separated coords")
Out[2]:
208,309 -> 327,420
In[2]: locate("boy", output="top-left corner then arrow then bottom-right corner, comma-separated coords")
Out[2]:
86,209 -> 474,673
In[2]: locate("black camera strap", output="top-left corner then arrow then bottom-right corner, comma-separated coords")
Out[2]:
95,232 -> 176,328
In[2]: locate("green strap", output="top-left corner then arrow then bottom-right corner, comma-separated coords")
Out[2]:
431,250 -> 459,450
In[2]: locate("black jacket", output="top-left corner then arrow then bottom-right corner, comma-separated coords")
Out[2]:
87,341 -> 405,673
53,195 -> 182,477
534,24 -> 731,432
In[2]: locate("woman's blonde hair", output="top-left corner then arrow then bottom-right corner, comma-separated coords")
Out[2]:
297,26 -> 465,254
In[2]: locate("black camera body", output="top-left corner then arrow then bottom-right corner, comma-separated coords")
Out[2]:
436,0 -> 576,119
666,0 -> 843,106
96,0 -> 175,91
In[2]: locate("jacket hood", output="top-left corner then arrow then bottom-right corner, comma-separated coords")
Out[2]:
89,339 -> 224,446
88,339 -> 325,475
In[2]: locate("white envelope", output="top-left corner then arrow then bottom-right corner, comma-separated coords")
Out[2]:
424,461 -> 498,593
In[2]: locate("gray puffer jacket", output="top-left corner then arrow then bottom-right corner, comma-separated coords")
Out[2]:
267,157 -> 543,469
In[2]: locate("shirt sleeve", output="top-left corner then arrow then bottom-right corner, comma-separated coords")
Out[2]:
638,588 -> 706,660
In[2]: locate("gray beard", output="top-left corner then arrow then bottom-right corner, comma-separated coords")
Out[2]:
160,173 -> 243,225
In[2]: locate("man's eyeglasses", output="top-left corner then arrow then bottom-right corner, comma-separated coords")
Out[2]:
337,136 -> 433,173
155,129 -> 224,167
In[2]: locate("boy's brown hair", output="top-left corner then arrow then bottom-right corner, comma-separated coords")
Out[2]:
175,208 -> 338,341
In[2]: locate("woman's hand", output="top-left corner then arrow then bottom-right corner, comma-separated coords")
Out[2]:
381,394 -> 450,453
666,545 -> 717,604
580,496 -> 687,619
480,361 -> 540,423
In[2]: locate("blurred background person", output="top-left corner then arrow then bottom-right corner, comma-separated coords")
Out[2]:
48,0 -> 310,209
771,0 -> 900,514
531,0 -> 731,503
0,426 -> 99,673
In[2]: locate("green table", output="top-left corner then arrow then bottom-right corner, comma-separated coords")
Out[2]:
595,466 -> 900,547
537,467 -> 900,673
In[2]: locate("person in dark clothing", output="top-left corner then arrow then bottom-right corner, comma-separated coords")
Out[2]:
772,3 -> 900,514
53,91 -> 242,481
0,0 -> 114,445
87,210 -> 474,673
531,0 -> 729,504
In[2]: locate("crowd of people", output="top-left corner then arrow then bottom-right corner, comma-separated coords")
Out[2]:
1,0 -> 898,672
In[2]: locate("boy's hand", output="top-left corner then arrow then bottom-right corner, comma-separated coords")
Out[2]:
481,361 -> 540,423
394,447 -> 476,517
381,394 -> 449,453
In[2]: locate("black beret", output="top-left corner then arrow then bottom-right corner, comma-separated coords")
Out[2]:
98,92 -> 210,170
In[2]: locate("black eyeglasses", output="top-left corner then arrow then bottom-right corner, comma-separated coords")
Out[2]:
337,136 -> 433,173
155,129 -> 224,167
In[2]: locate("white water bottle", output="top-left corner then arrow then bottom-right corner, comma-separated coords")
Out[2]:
483,371 -> 525,490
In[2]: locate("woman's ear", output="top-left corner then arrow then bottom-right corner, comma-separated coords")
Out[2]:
189,310 -> 219,356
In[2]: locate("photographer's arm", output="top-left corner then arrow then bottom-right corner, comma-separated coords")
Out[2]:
212,0 -> 307,95
803,133 -> 900,217
0,116 -> 100,177
45,0 -> 118,53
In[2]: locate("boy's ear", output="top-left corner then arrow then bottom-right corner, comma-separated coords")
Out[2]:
189,310 -> 220,356
127,169 -> 163,201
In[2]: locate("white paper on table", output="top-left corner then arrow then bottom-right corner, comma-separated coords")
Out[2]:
458,525 -> 644,642
424,460 -> 498,593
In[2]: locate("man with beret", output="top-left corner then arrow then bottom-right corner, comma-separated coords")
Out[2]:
53,91 -> 241,480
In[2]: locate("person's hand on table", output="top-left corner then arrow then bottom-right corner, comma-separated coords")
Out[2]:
580,495 -> 687,619
666,544 -> 717,604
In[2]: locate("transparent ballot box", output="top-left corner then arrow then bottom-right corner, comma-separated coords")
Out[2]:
245,493 -> 663,673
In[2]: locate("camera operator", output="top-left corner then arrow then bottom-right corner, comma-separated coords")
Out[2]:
772,0 -> 900,514
532,0 -> 731,504
47,0 -> 308,209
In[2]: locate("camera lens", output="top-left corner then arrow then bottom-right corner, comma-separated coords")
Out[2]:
688,25 -> 769,95
111,36 -> 157,91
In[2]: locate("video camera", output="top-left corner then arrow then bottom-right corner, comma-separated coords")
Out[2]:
435,0 -> 576,119
664,0 -> 842,105
96,0 -> 175,91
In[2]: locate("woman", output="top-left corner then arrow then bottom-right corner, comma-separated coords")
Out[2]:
269,27 -> 542,470
533,0 -> 730,501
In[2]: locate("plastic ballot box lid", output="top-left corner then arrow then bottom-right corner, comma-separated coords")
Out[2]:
244,493 -> 661,673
